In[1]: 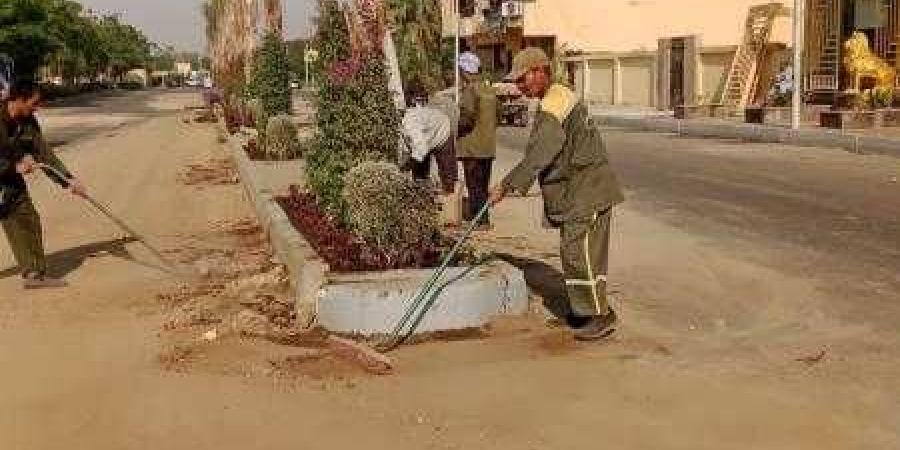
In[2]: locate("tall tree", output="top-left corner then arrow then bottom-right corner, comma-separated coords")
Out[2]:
96,14 -> 152,79
263,0 -> 283,36
0,0 -> 56,80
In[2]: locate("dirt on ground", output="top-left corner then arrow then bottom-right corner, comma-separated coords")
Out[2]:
0,91 -> 896,450
178,158 -> 239,187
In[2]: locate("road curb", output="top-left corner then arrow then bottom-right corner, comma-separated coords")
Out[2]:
594,114 -> 900,158
218,121 -> 326,324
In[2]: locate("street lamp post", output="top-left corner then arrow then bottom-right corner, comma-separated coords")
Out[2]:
455,0 -> 461,104
792,0 -> 804,130
304,48 -> 318,88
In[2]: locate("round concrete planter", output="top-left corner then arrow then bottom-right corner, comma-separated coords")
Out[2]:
318,263 -> 528,336
221,124 -> 530,336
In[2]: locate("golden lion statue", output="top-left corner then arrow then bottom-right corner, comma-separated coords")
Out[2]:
844,31 -> 896,92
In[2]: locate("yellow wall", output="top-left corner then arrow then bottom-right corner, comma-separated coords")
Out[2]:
523,0 -> 792,52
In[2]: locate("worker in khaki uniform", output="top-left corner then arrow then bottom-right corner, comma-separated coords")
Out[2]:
490,48 -> 625,341
457,52 -> 497,230
1,82 -> 86,289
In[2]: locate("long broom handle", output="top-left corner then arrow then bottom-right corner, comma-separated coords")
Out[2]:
36,163 -> 176,270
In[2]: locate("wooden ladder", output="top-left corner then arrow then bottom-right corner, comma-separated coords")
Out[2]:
720,3 -> 783,110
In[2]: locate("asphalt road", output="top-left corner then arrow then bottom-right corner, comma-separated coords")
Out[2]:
498,125 -> 900,330
39,88 -> 192,148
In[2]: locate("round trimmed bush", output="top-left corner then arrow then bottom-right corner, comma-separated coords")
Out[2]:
342,161 -> 439,251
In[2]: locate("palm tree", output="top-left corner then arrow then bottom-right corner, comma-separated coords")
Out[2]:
263,0 -> 283,36
203,0 -> 260,95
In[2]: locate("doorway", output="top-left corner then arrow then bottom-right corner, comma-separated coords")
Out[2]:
670,38 -> 686,107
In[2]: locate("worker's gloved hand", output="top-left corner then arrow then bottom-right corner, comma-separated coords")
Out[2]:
15,155 -> 36,175
489,185 -> 506,205
67,178 -> 88,198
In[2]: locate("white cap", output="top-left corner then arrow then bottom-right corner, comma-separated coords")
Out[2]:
458,52 -> 481,75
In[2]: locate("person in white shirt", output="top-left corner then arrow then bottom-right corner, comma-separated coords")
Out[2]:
401,81 -> 457,194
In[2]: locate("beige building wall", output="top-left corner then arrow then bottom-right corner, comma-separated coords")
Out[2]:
547,1 -> 791,108
522,0 -> 792,51
438,0 -> 791,108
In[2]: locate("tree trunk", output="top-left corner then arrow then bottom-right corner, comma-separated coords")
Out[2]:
264,0 -> 283,36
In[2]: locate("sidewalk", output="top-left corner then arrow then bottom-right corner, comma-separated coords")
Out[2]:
593,108 -> 900,158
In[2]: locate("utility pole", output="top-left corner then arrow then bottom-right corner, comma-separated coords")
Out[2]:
455,0 -> 461,104
792,0 -> 804,130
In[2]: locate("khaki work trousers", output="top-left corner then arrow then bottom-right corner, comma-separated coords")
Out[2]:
1,196 -> 46,277
560,207 -> 613,317
460,158 -> 493,225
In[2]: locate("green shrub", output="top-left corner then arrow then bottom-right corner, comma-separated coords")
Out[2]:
117,81 -> 144,90
249,31 -> 293,142
264,115 -> 302,160
870,87 -> 894,109
342,161 -> 439,250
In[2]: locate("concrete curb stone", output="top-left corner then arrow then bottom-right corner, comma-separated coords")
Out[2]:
219,119 -> 326,325
595,114 -> 900,158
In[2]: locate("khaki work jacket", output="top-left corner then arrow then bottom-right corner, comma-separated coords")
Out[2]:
502,84 -> 624,226
457,79 -> 497,159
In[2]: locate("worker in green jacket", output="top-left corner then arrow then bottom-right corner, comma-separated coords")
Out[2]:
490,48 -> 625,341
457,51 -> 497,231
1,81 -> 86,289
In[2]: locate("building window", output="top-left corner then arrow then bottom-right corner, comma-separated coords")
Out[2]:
460,0 -> 476,18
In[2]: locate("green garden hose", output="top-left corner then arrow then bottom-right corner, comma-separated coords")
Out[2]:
377,202 -> 492,353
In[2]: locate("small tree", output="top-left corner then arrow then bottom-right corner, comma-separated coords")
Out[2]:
0,0 -> 57,80
306,0 -> 401,221
249,31 -> 293,142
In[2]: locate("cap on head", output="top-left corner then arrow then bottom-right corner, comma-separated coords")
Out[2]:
505,47 -> 551,81
458,51 -> 481,75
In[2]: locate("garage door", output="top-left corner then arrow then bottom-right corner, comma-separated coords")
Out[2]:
588,60 -> 614,104
620,57 -> 654,107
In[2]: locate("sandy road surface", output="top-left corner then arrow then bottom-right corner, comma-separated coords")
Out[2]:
0,92 -> 895,449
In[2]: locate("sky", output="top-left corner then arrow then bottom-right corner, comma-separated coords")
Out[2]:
77,0 -> 317,52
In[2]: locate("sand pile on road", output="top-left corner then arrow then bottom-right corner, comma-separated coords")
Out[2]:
178,158 -> 239,187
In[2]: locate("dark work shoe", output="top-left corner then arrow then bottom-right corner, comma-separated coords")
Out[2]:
566,314 -> 593,329
574,309 -> 619,342
23,273 -> 68,290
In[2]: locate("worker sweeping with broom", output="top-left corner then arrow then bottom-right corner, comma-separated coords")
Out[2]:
1,81 -> 88,289
490,48 -> 625,341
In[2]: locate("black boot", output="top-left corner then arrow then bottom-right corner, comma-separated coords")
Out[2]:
574,309 -> 618,341
23,271 -> 68,290
565,314 -> 592,329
